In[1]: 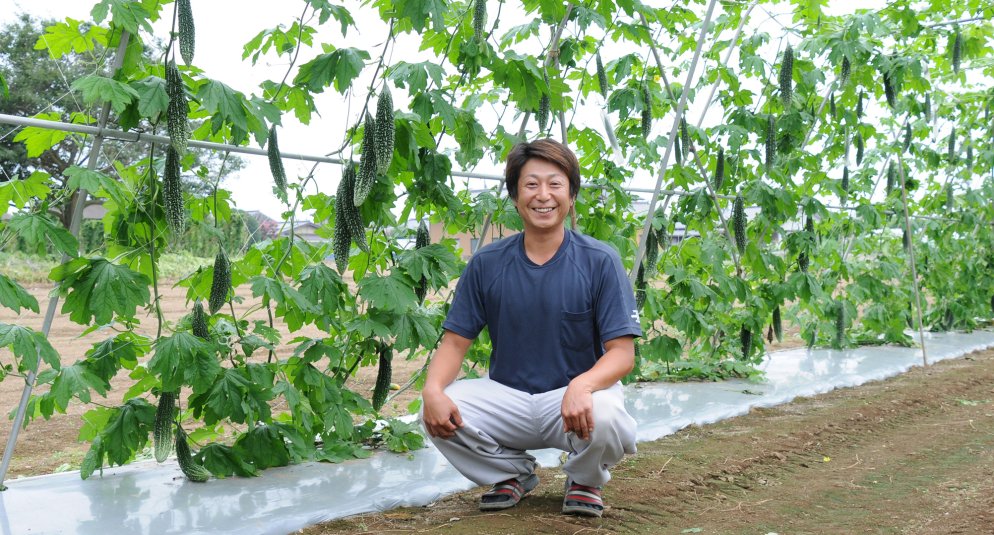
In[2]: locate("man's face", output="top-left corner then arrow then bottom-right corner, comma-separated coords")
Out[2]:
514,158 -> 573,233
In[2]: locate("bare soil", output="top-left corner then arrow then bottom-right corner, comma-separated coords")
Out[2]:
303,347 -> 994,535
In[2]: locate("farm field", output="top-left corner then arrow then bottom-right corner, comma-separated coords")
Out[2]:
306,345 -> 994,535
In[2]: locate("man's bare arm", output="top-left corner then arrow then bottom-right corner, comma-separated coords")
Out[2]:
561,336 -> 635,440
421,330 -> 474,439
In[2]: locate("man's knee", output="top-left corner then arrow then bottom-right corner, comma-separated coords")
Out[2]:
589,390 -> 636,445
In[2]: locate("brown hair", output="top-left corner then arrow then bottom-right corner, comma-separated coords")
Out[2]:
504,139 -> 581,200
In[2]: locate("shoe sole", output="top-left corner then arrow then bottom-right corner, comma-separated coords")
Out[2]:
479,473 -> 539,511
562,504 -> 604,517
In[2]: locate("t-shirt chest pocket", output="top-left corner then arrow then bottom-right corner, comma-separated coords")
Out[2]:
561,309 -> 595,351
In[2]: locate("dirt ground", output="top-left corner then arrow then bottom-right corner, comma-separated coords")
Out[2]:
0,281 -> 428,478
303,347 -> 994,535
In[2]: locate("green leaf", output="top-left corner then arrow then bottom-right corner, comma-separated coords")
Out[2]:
0,322 -> 60,373
189,368 -> 273,425
148,332 -> 213,392
309,1 -> 355,33
79,435 -> 103,480
233,423 -> 290,470
46,363 -> 109,413
250,276 -> 319,332
7,213 -> 78,258
71,75 -> 139,114
78,407 -> 115,442
82,333 -> 145,383
386,61 -> 445,95
100,398 -> 156,466
197,443 -> 259,478
358,272 -> 418,313
0,274 -> 39,314
390,0 -> 447,33
198,79 -> 250,135
51,258 -> 150,326
64,166 -> 125,205
130,76 -> 169,121
398,243 -> 460,289
33,18 -> 107,58
12,112 -> 70,157
294,48 -> 370,94
185,347 -> 223,394
90,0 -> 154,35
0,171 -> 50,216
388,308 -> 440,351
0,71 -> 7,100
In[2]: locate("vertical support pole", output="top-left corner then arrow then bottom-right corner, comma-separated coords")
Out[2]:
894,146 -> 929,367
630,0 -> 720,285
0,31 -> 132,489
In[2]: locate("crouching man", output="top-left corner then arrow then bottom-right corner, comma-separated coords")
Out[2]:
420,139 -> 640,517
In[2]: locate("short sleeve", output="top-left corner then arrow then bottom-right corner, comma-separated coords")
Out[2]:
594,250 -> 642,343
442,254 -> 487,340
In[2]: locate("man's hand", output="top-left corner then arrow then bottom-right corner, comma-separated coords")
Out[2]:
421,388 -> 464,439
561,379 -> 594,441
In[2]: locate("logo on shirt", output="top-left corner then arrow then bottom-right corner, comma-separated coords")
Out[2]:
631,309 -> 640,322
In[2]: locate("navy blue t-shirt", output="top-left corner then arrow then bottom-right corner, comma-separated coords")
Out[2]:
443,230 -> 642,394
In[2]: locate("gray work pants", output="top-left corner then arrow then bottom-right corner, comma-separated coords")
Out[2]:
423,376 -> 637,487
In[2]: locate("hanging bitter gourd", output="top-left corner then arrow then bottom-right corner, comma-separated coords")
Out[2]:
374,86 -> 395,175
414,220 -> 430,302
855,131 -> 864,165
635,262 -> 646,310
733,194 -> 746,255
834,301 -> 846,349
164,145 -> 184,233
856,90 -> 864,119
595,52 -> 608,98
537,93 -> 550,132
779,43 -> 793,107
886,161 -> 896,195
841,166 -> 849,205
267,125 -> 288,202
840,55 -> 851,86
354,113 -> 377,207
641,82 -> 652,140
175,426 -> 211,482
952,27 -> 962,74
740,327 -> 752,360
191,301 -> 209,339
765,115 -> 775,173
372,344 -> 393,411
177,0 -> 195,66
772,306 -> 783,343
948,127 -> 956,163
714,147 -> 725,191
333,192 -> 352,274
340,165 -> 368,253
883,70 -> 896,109
829,93 -> 836,120
165,60 -> 188,154
680,116 -> 690,160
153,391 -> 176,462
903,124 -> 912,153
208,249 -> 230,315
472,0 -> 487,40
